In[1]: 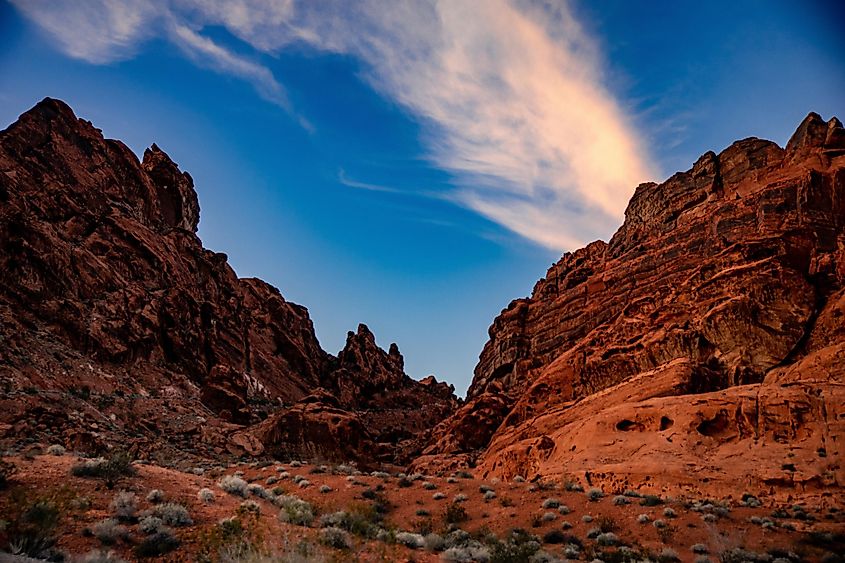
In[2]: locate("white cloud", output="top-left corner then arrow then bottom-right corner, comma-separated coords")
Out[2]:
12,0 -> 656,251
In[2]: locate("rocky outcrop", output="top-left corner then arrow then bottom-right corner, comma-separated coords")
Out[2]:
416,113 -> 845,496
0,98 -> 457,463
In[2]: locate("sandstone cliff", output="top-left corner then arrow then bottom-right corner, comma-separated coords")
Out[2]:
415,113 -> 845,498
0,98 -> 457,464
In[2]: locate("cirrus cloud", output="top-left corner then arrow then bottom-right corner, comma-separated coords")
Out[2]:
12,0 -> 656,251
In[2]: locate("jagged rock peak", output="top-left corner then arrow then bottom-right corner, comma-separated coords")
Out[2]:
142,143 -> 200,232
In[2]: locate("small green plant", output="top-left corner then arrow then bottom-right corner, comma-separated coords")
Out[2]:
197,488 -> 215,504
110,491 -> 137,521
145,489 -> 165,504
445,501 -> 469,524
218,475 -> 249,497
640,494 -> 664,506
70,451 -> 135,488
134,529 -> 179,557
153,503 -> 192,527
92,518 -> 130,545
320,526 -> 352,549
586,487 -> 604,502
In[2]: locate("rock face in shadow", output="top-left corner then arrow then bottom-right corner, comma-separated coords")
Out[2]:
0,98 -> 457,463
415,113 -> 845,497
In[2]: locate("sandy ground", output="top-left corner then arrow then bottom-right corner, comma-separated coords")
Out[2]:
1,454 -> 842,562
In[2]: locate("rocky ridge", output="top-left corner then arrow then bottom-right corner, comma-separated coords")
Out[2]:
0,98 -> 458,466
415,112 -> 845,498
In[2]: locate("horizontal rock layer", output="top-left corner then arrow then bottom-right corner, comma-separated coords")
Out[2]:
416,112 -> 845,496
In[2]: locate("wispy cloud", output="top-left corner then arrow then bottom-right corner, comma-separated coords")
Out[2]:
337,169 -> 403,194
12,0 -> 657,251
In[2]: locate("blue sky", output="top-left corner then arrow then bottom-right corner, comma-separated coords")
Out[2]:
1,1 -> 842,395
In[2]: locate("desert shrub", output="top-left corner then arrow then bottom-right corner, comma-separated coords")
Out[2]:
587,527 -> 601,539
561,520 -> 572,530
92,518 -> 130,545
663,507 -> 677,518
719,548 -> 769,563
197,488 -> 215,504
597,532 -> 619,546
581,515 -> 593,523
445,502 -> 469,524
640,494 -> 664,506
434,492 -> 446,500
134,529 -> 179,557
702,513 -> 718,523
455,470 -> 473,479
541,511 -> 557,522
319,511 -> 349,528
276,495 -> 315,526
513,476 -> 525,483
442,545 -> 492,562
623,489 -> 642,498
653,518 -> 667,529
320,526 -> 352,549
319,484 -> 332,493
479,484 -> 494,493
336,463 -> 355,475
247,483 -> 272,499
488,528 -> 541,562
541,498 -> 560,509
396,531 -> 425,549
586,487 -> 604,502
564,543 -> 581,559
320,505 -> 383,538
218,475 -> 249,497
71,451 -> 135,487
153,503 -> 193,526
484,490 -> 497,501
637,514 -> 650,524
564,481 -> 584,492
47,444 -> 66,456
2,490 -> 68,559
265,475 -> 279,486
425,532 -> 446,552
297,479 -> 311,489
278,471 -> 290,480
597,515 -> 617,532
692,543 -> 709,554
695,557 -> 712,563
110,491 -> 137,521
239,499 -> 261,515
740,493 -> 762,508
397,476 -> 413,488
542,529 -> 568,544
371,470 -> 390,479
138,515 -> 165,535
447,476 -> 458,484
454,493 -> 469,503
613,495 -> 630,506
423,481 -> 437,490
78,549 -> 127,562
145,489 -> 165,504
289,460 -> 302,467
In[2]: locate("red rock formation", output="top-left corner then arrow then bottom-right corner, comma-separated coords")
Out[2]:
416,113 -> 845,497
0,98 -> 457,463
